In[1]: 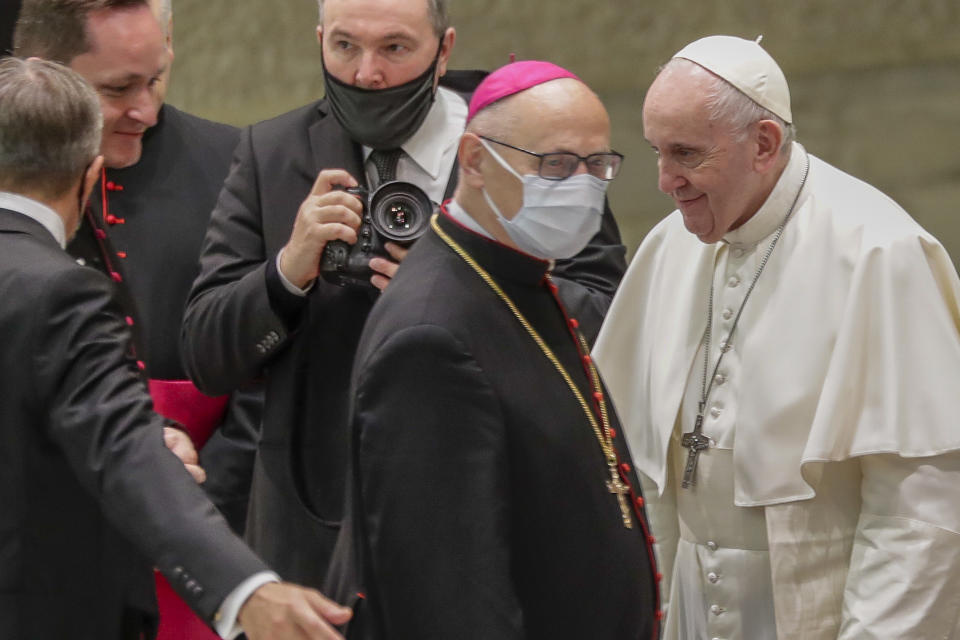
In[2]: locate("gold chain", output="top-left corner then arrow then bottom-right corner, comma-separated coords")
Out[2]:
430,215 -> 618,467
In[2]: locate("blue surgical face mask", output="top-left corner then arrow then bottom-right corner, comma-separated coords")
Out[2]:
480,139 -> 607,260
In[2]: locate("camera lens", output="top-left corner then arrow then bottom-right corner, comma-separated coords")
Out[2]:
369,181 -> 433,243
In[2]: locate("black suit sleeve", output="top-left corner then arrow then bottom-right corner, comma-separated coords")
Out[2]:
200,384 -> 263,535
181,126 -> 303,395
352,325 -> 524,639
550,198 -> 626,345
32,266 -> 269,622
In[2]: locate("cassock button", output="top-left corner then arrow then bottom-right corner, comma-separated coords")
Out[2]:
568,318 -> 580,329
105,214 -> 118,224
110,271 -> 123,283
655,572 -> 664,583
95,229 -> 107,240
547,281 -> 559,294
710,604 -> 724,616
721,308 -> 733,321
727,276 -> 740,288
619,462 -> 631,474
710,406 -> 722,418
125,316 -> 134,326
117,251 -> 127,259
714,373 -> 726,385
706,541 -> 718,551
582,355 -> 592,366
655,610 -> 665,621
106,181 -> 116,191
647,535 -> 657,545
607,427 -> 617,439
732,247 -> 744,258
707,572 -> 719,583
634,496 -> 644,508
136,361 -> 146,370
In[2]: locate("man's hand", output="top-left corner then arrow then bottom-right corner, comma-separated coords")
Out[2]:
280,169 -> 363,290
162,426 -> 206,484
239,582 -> 352,640
369,241 -> 410,291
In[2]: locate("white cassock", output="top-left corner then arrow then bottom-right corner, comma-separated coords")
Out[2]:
595,142 -> 960,640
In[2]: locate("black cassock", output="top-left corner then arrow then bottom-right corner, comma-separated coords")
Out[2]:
329,211 -> 661,640
68,103 -> 258,533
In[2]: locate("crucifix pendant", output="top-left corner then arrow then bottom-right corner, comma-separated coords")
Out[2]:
681,413 -> 711,488
606,466 -> 634,529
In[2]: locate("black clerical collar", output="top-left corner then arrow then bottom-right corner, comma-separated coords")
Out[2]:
436,206 -> 550,286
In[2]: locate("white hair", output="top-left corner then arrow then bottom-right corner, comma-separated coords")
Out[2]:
664,58 -> 796,153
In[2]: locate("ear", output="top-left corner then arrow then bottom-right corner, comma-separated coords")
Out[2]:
316,25 -> 324,47
81,156 -> 104,206
436,27 -> 456,78
458,133 -> 486,188
753,120 -> 784,173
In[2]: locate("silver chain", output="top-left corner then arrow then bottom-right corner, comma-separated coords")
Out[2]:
698,153 -> 811,420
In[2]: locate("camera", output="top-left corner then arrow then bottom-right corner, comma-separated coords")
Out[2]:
320,181 -> 435,288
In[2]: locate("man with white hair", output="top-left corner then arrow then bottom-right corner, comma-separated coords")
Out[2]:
595,35 -> 960,639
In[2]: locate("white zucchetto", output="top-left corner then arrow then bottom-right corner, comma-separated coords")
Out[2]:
673,35 -> 793,124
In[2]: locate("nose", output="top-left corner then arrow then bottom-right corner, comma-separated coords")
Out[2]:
657,157 -> 686,195
354,51 -> 385,89
127,85 -> 159,128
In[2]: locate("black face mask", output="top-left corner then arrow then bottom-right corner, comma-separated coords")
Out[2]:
322,46 -> 440,150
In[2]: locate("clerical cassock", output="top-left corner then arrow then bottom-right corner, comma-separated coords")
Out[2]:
329,207 -> 659,639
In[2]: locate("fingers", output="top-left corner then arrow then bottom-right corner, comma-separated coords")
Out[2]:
239,582 -> 351,640
305,590 -> 353,626
310,168 -> 358,196
184,463 -> 207,484
281,183 -> 365,289
368,242 -> 410,291
382,241 -> 409,263
163,426 -> 198,465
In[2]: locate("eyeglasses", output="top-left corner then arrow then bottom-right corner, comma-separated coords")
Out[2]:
480,136 -> 624,181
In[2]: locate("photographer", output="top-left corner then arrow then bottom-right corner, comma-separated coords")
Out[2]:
181,0 -> 627,591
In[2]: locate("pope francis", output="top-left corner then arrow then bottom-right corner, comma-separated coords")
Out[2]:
594,35 -> 960,639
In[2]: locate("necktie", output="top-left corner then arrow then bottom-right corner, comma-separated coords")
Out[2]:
369,148 -> 403,185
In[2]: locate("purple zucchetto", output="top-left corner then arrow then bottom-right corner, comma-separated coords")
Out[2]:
466,60 -> 581,123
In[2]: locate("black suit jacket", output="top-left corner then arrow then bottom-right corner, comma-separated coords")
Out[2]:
329,211 -> 658,639
68,104 -> 260,534
0,208 -> 269,639
181,70 -> 627,588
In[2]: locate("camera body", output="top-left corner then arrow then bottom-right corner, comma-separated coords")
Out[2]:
320,181 -> 434,288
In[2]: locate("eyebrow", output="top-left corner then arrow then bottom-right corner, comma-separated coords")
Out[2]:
327,26 -> 419,45
97,64 -> 165,87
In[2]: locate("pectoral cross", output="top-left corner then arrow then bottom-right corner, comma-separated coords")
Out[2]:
681,411 -> 712,488
606,466 -> 634,529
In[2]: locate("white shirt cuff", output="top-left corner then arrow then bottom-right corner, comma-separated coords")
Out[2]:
276,249 -> 313,296
214,571 -> 282,639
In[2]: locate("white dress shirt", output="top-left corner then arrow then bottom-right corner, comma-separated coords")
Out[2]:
0,191 -> 67,248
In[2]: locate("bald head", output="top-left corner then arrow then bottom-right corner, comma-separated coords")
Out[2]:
468,78 -> 610,147
455,76 -> 613,253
